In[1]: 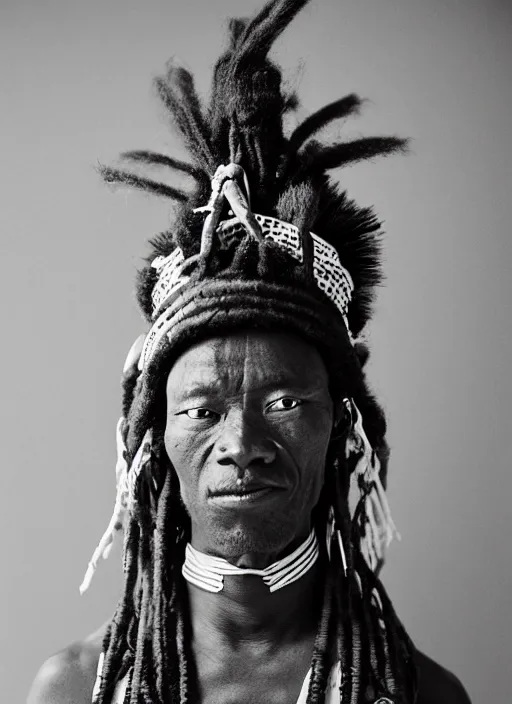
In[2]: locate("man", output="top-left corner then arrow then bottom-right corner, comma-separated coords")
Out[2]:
28,1 -> 472,702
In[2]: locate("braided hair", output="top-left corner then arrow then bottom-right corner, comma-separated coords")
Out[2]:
93,2 -> 418,702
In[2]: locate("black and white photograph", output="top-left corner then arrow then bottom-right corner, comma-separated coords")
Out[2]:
1,1 -> 510,702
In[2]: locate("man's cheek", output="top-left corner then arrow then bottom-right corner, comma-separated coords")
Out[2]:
301,449 -> 327,503
163,427 -> 180,462
175,474 -> 200,518
165,429 -> 195,466
164,445 -> 194,507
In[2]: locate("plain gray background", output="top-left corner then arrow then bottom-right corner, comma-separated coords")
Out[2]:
1,0 -> 511,701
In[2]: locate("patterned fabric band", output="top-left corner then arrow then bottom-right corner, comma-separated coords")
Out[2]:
139,214 -> 354,372
182,529 -> 319,593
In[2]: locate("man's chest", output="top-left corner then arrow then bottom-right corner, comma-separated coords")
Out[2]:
193,641 -> 317,704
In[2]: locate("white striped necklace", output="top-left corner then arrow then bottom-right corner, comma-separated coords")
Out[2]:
182,529 -> 319,593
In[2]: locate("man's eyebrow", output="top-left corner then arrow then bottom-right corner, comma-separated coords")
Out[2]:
169,375 -> 247,402
169,383 -> 220,402
169,376 -> 326,401
254,378 -> 326,393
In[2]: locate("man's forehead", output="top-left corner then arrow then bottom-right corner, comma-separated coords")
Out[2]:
166,331 -> 329,397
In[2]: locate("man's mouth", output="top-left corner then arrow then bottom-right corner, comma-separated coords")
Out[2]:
208,483 -> 286,506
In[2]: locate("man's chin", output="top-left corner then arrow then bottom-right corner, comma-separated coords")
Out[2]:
194,515 -> 299,563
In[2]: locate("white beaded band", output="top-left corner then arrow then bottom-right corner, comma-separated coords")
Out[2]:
182,529 -> 319,593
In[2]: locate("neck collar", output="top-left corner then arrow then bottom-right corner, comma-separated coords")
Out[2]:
182,529 -> 319,593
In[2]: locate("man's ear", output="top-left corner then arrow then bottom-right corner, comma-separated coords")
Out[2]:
332,397 -> 353,434
122,333 -> 146,380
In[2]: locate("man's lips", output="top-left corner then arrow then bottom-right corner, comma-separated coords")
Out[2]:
209,481 -> 286,497
207,480 -> 287,506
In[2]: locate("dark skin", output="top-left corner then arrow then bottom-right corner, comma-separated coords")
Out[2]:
164,330 -> 335,564
164,331 -> 335,703
27,331 -> 472,704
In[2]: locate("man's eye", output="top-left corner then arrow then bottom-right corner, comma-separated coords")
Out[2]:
185,408 -> 217,420
267,397 -> 302,412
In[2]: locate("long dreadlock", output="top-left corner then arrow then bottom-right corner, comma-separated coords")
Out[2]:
93,1 -> 418,702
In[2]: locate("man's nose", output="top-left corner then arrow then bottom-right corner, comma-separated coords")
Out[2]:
214,411 -> 277,470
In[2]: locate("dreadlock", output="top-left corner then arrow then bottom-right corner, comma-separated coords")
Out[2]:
93,1 -> 418,702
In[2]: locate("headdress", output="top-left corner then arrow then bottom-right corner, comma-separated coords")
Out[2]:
85,2 -> 418,703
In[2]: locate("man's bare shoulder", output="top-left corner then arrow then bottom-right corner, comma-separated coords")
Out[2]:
27,623 -> 108,704
415,649 -> 472,704
27,627 -> 472,704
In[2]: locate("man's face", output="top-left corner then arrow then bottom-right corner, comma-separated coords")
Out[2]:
164,330 -> 334,564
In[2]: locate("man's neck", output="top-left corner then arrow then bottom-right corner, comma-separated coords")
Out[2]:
186,558 -> 323,651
